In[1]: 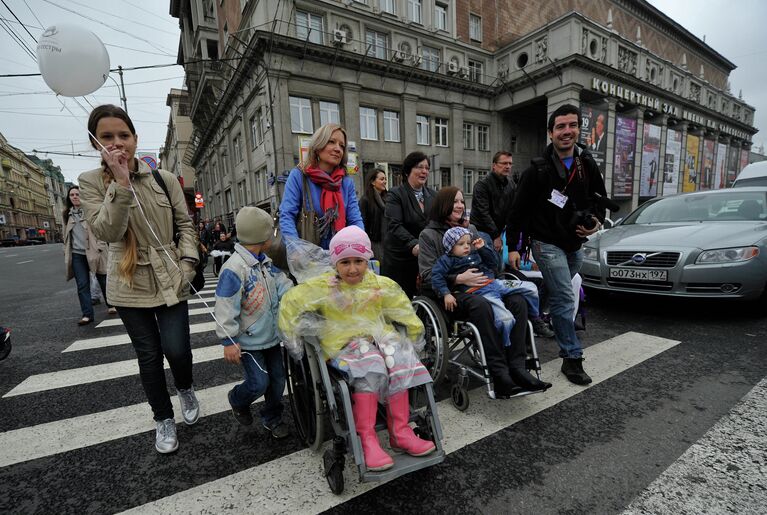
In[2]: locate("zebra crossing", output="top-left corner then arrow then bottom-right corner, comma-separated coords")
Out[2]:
1,270 -> 764,514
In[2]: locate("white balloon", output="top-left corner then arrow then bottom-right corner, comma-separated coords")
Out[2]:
36,24 -> 110,97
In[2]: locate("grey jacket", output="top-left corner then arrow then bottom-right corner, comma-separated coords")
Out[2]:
214,243 -> 293,350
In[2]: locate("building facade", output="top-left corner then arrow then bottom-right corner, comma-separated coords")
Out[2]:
27,155 -> 67,241
170,0 -> 757,221
159,88 -> 197,205
0,133 -> 57,242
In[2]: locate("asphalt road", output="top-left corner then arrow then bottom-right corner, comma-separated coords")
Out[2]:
0,244 -> 765,514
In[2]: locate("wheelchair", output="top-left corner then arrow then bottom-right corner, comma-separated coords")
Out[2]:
411,273 -> 543,412
283,333 -> 446,495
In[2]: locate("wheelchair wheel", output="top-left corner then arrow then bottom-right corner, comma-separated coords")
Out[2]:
284,348 -> 326,451
412,296 -> 450,384
451,384 -> 470,411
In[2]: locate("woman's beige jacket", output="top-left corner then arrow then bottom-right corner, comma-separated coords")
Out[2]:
78,160 -> 197,308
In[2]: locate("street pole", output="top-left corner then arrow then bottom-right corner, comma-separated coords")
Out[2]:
117,66 -> 128,114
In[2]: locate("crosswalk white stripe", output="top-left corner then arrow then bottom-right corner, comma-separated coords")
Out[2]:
3,345 -> 223,398
63,322 -> 218,352
623,378 -> 767,514
0,382 -> 239,468
96,307 -> 215,328
188,295 -> 216,305
122,331 -> 680,514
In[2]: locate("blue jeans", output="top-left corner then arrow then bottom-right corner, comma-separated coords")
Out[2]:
118,302 -> 193,421
531,240 -> 584,358
72,253 -> 109,317
229,344 -> 285,428
478,279 -> 541,346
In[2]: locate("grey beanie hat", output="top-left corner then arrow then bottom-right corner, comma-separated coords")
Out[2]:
235,206 -> 273,244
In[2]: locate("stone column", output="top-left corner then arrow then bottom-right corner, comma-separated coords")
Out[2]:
401,93 -> 418,162
545,84 -> 583,122
449,102 -> 465,188
656,114 -> 669,197
604,98 -> 617,194
341,82 -> 362,191
631,112 -> 644,211
675,121 -> 689,196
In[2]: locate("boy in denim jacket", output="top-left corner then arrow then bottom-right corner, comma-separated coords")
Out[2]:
214,207 -> 293,438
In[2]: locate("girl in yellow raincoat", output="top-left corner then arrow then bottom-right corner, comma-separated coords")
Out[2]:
279,226 -> 436,471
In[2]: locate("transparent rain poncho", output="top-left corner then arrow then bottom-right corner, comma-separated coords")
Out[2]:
278,238 -> 430,397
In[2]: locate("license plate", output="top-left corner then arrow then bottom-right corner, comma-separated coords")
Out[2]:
609,268 -> 667,281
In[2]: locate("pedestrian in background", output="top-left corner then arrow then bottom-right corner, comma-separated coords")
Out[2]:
382,151 -> 436,298
358,168 -> 388,263
78,104 -> 200,454
63,185 -> 113,325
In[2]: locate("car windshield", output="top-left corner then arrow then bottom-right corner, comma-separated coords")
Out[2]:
622,191 -> 767,224
733,176 -> 767,187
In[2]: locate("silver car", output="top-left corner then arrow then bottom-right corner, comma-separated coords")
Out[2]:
580,187 -> 767,301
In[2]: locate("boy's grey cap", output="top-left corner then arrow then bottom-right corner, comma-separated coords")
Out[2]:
235,206 -> 273,244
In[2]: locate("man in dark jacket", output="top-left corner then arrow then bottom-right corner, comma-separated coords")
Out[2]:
470,151 -> 514,256
506,104 -> 606,385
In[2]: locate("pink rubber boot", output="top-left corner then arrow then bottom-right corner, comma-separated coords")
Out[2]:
387,390 -> 436,456
351,392 -> 394,471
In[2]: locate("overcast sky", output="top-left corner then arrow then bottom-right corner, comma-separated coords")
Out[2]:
0,0 -> 764,184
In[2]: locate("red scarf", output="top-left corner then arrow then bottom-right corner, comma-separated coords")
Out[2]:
304,165 -> 346,232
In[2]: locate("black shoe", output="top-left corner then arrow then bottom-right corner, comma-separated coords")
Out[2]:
263,421 -> 290,439
228,390 -> 253,426
493,376 -> 524,398
531,318 -> 555,338
561,357 -> 592,385
510,368 -> 552,392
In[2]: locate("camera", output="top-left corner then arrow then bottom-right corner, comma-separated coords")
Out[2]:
570,210 -> 598,231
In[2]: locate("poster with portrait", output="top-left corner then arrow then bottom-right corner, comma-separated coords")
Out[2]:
727,145 -> 740,186
639,123 -> 661,197
700,139 -> 716,190
740,148 -> 750,175
662,128 -> 682,196
579,102 -> 608,174
612,115 -> 637,198
683,134 -> 700,192
715,143 -> 727,190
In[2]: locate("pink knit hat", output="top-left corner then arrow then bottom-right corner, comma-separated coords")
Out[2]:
329,226 -> 374,266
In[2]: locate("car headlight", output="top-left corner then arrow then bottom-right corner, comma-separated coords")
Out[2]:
696,246 -> 759,264
582,245 -> 599,261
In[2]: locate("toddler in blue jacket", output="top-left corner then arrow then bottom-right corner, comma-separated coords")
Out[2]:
431,226 -> 541,346
214,207 -> 293,438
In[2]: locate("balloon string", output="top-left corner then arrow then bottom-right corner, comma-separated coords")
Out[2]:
55,94 -> 240,347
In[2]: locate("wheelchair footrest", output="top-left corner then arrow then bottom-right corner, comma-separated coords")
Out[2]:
360,450 -> 445,483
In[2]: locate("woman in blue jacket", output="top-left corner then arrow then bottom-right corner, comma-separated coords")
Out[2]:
279,123 -> 364,250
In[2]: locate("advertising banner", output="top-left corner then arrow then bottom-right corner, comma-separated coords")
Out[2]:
639,123 -> 661,197
683,134 -> 700,192
662,128 -> 682,196
700,139 -> 716,190
740,148 -> 750,178
727,145 -> 739,186
612,115 -> 637,198
579,102 -> 608,175
715,143 -> 727,190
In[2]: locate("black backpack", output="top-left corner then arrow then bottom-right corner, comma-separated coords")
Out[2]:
150,169 -> 206,293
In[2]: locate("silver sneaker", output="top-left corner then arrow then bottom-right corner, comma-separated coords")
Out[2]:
155,418 -> 178,454
178,386 -> 200,425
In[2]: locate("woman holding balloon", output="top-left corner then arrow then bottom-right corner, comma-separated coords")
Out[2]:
78,105 -> 201,454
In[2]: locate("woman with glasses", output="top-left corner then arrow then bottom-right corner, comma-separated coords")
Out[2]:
382,151 -> 437,298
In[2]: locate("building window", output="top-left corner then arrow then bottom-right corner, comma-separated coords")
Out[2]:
468,59 -> 483,83
233,134 -> 242,163
463,169 -> 475,194
407,0 -> 422,24
469,14 -> 482,42
238,180 -> 247,205
360,107 -> 378,140
383,110 -> 400,142
319,101 -> 340,125
477,125 -> 489,151
421,45 -> 440,72
296,10 -> 323,44
441,168 -> 451,188
416,115 -> 430,145
225,188 -> 233,213
477,169 -> 488,181
463,122 -> 474,149
381,0 -> 396,14
289,96 -> 313,133
435,117 -> 449,147
435,3 -> 447,31
366,29 -> 387,59
249,114 -> 262,147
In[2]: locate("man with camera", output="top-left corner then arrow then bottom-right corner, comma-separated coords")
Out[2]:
505,104 -> 607,385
